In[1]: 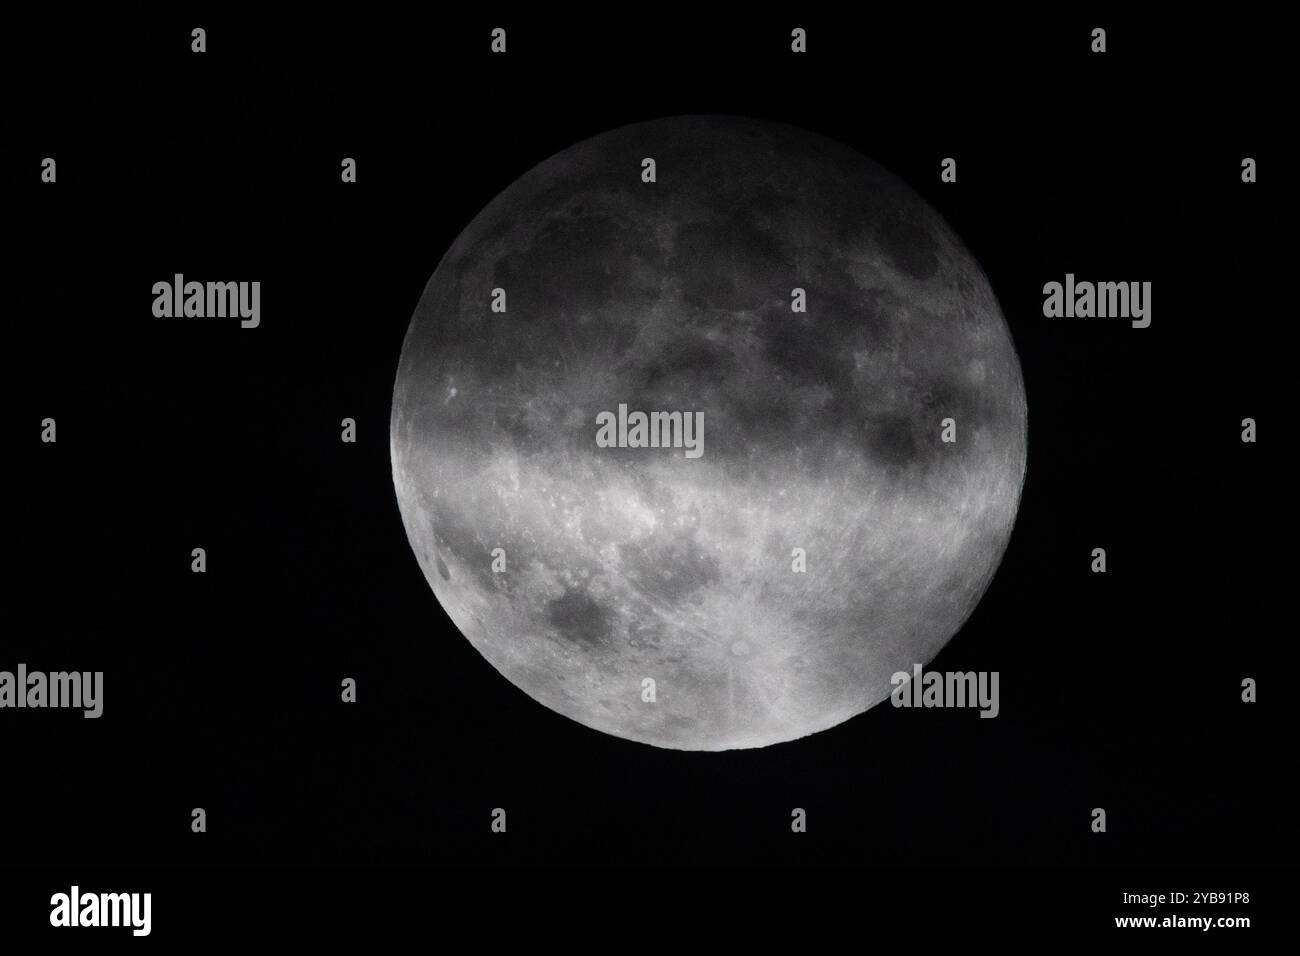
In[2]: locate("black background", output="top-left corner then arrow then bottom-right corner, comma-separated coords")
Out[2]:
4,3 -> 1293,930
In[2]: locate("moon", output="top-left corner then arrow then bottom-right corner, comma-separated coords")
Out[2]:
390,116 -> 1027,750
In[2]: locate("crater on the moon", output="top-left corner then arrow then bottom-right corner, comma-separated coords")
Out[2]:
390,115 -> 1027,751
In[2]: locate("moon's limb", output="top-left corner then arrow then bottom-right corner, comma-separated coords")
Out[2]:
391,116 -> 1027,750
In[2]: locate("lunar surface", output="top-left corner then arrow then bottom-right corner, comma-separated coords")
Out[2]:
390,115 -> 1027,750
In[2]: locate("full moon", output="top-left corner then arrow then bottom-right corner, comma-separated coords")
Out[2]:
390,116 -> 1027,750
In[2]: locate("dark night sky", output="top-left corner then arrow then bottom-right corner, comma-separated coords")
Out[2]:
6,7 -> 1292,883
